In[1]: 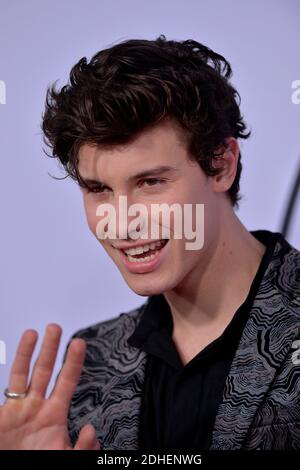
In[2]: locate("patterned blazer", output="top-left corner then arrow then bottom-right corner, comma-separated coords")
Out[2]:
67,234 -> 300,450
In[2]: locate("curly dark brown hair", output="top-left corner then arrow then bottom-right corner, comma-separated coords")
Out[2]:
42,34 -> 251,208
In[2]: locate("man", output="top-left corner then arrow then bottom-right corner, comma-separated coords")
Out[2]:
1,35 -> 299,450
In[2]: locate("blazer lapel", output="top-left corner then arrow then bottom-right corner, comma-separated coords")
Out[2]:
101,310 -> 148,450
210,238 -> 300,449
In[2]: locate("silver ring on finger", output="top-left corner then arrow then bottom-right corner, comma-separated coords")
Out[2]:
4,387 -> 28,399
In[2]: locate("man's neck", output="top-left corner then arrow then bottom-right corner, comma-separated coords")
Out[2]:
163,208 -> 266,362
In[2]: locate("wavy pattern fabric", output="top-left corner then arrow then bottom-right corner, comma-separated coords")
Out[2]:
67,232 -> 300,450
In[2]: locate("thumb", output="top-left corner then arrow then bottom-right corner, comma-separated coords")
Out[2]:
74,423 -> 101,450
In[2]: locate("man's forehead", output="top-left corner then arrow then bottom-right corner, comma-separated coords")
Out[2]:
78,126 -> 186,179
78,120 -> 186,159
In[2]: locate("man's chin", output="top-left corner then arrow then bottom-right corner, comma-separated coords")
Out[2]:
124,281 -> 167,297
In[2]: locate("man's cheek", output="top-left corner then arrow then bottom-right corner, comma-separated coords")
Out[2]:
85,210 -> 99,236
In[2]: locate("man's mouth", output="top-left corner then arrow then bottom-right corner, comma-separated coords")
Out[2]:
122,239 -> 169,263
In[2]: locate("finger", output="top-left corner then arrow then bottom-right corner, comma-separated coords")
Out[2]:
74,424 -> 100,450
8,329 -> 38,395
49,338 -> 86,410
28,324 -> 62,398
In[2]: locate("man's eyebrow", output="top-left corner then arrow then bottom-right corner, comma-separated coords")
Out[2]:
128,165 -> 179,181
80,177 -> 106,187
81,165 -> 179,186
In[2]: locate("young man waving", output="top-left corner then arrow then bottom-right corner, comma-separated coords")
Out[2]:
1,35 -> 300,450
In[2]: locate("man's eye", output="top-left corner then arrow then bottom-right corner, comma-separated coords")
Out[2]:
87,186 -> 109,193
140,178 -> 165,187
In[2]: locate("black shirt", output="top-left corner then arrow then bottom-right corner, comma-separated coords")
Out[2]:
127,230 -> 281,450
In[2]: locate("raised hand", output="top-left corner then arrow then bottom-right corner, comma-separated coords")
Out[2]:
0,324 -> 100,450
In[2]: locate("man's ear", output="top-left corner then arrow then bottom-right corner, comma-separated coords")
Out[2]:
211,137 -> 240,194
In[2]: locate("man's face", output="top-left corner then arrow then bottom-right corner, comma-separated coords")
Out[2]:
78,120 -> 221,296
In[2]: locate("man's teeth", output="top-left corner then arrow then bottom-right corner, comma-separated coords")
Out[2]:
124,240 -> 165,256
127,253 -> 157,263
123,239 -> 167,262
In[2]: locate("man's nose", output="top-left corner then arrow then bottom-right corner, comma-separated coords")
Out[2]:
113,194 -> 146,240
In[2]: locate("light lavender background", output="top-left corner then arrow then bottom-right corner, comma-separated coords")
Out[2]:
0,0 -> 299,397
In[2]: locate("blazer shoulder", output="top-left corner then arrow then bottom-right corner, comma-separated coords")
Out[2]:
70,298 -> 149,343
275,241 -> 300,311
